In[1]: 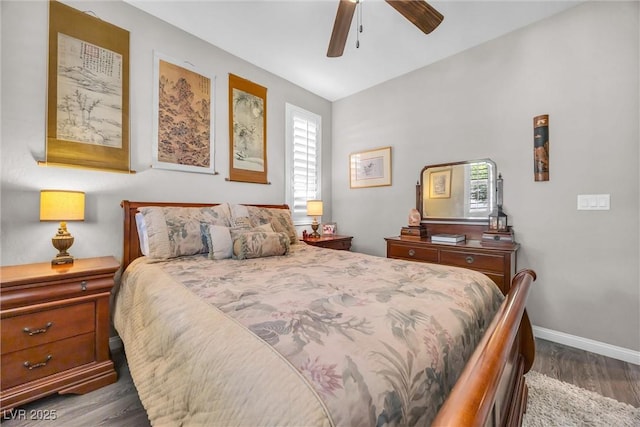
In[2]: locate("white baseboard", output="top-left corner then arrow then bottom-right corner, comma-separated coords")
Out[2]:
532,325 -> 640,366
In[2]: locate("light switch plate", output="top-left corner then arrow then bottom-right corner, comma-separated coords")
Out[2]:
577,194 -> 610,210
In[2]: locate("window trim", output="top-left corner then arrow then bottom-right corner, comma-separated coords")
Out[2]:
285,103 -> 322,226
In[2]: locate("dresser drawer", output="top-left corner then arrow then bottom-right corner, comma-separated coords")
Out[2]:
328,239 -> 352,250
388,243 -> 438,263
1,302 -> 95,354
440,250 -> 504,273
1,333 -> 95,390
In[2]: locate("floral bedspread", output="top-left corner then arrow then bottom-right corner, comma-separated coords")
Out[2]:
116,244 -> 503,426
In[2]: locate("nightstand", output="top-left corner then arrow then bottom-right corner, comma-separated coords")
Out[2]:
1,256 -> 120,411
303,235 -> 353,251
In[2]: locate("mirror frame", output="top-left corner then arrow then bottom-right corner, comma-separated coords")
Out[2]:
417,159 -> 497,222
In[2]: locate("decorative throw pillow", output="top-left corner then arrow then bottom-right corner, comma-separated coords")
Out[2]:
205,225 -> 233,260
246,206 -> 298,245
229,204 -> 252,229
134,212 -> 150,256
232,231 -> 290,260
139,204 -> 231,260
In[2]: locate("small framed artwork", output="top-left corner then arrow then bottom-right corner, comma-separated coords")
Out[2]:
152,51 -> 215,174
349,146 -> 392,189
429,168 -> 451,199
322,223 -> 337,235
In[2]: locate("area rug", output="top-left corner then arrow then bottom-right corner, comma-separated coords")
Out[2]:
524,370 -> 640,426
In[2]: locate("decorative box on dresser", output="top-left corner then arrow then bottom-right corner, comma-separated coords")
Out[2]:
386,223 -> 519,295
0,256 -> 120,411
302,235 -> 353,251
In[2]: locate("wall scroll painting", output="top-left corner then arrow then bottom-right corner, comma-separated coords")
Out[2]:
152,52 -> 214,174
46,1 -> 130,172
533,114 -> 549,181
228,74 -> 268,184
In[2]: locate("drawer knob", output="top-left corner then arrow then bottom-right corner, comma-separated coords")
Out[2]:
465,256 -> 475,264
24,355 -> 52,370
23,322 -> 53,336
408,249 -> 416,257
80,280 -> 88,291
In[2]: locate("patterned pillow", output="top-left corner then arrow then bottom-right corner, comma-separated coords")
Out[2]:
139,204 -> 232,260
205,225 -> 233,260
245,206 -> 298,245
232,231 -> 290,260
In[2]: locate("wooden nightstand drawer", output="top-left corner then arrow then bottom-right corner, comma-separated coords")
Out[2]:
1,333 -> 95,390
303,235 -> 353,251
1,302 -> 95,354
388,242 -> 438,263
440,250 -> 503,273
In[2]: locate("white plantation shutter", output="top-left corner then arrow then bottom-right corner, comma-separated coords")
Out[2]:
286,103 -> 322,225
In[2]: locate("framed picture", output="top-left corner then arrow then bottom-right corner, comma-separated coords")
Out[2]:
322,223 -> 337,235
349,146 -> 392,189
429,168 -> 451,199
228,74 -> 268,184
45,1 -> 130,172
152,52 -> 214,174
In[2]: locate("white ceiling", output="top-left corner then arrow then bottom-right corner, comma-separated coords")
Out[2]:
124,0 -> 582,101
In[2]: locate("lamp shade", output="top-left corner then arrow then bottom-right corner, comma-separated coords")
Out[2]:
40,190 -> 85,221
306,200 -> 323,216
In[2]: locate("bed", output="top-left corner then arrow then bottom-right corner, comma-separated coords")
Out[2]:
114,200 -> 536,426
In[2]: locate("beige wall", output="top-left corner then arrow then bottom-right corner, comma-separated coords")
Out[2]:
0,0 -> 332,266
332,2 -> 639,352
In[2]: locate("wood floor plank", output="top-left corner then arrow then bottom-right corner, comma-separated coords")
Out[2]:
2,338 -> 638,426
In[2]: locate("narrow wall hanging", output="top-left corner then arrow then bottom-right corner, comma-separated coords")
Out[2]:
44,1 -> 131,173
152,52 -> 215,174
227,74 -> 269,184
533,114 -> 549,181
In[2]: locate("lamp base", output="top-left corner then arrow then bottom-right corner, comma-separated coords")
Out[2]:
52,255 -> 74,266
310,222 -> 321,238
51,223 -> 75,266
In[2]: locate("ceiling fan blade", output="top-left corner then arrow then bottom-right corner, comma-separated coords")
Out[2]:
385,0 -> 443,35
327,0 -> 357,58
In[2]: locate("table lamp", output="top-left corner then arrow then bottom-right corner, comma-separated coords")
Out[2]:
306,200 -> 323,238
40,190 -> 85,265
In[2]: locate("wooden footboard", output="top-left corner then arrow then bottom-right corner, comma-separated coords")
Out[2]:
432,269 -> 536,427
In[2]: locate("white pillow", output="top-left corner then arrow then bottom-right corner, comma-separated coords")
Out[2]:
135,212 -> 150,256
206,225 -> 233,260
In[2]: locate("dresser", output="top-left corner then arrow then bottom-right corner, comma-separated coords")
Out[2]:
386,235 -> 519,295
302,235 -> 353,251
0,256 -> 120,411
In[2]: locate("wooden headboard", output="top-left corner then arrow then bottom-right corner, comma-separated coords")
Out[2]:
120,200 -> 290,271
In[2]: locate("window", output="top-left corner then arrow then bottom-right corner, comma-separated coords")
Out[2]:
467,162 -> 490,213
285,103 -> 322,225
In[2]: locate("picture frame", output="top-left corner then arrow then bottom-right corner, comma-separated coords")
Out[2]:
228,74 -> 268,184
45,1 -> 130,173
152,51 -> 215,174
322,223 -> 337,235
429,168 -> 452,199
349,146 -> 392,189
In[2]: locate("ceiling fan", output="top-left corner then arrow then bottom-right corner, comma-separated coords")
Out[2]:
327,0 -> 444,57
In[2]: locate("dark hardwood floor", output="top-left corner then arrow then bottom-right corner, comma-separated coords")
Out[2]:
531,338 -> 640,408
1,338 -> 638,426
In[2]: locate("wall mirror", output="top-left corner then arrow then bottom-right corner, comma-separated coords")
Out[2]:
418,159 -> 497,222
